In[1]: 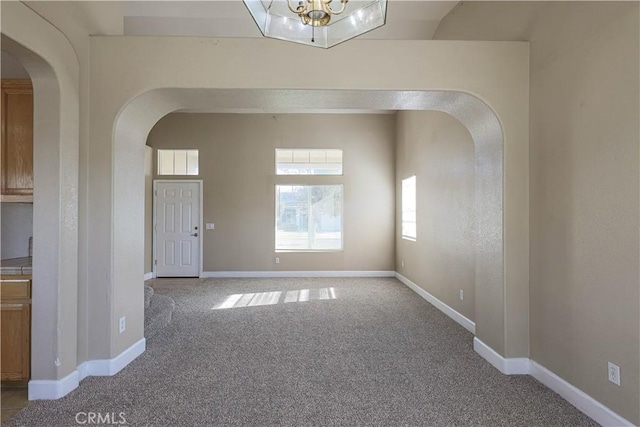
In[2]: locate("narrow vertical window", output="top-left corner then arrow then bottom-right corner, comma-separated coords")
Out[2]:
402,176 -> 417,241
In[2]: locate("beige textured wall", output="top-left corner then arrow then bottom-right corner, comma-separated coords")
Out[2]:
144,146 -> 153,275
437,2 -> 640,423
147,113 -> 396,272
395,111 -> 475,321
22,0 -> 123,366
2,1 -> 81,381
1,51 -> 30,78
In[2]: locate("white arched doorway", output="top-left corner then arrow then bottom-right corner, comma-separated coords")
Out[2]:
88,38 -> 528,373
1,1 -> 80,398
113,88 -> 506,356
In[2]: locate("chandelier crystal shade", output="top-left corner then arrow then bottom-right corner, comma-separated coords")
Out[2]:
243,0 -> 388,48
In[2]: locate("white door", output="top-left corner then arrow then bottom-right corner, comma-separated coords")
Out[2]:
155,181 -> 201,277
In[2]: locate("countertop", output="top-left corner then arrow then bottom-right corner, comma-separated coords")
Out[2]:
0,257 -> 32,276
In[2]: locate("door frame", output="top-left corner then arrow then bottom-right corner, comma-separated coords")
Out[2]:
152,179 -> 204,278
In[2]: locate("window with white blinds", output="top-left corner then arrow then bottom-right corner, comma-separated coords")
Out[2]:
276,149 -> 343,175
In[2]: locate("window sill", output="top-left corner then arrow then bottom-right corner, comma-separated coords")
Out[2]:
275,250 -> 344,253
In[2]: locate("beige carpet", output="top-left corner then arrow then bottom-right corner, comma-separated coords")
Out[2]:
6,277 -> 598,426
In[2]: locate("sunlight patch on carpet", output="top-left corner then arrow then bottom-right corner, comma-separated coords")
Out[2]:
213,287 -> 337,310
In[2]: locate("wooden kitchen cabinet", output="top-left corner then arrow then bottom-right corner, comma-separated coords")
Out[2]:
1,276 -> 31,381
1,79 -> 34,203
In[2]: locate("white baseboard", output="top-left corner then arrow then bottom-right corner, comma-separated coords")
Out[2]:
29,338 -> 146,400
28,369 -> 80,400
529,361 -> 634,427
201,270 -> 395,278
473,338 -> 633,427
78,338 -> 146,379
144,272 -> 153,281
395,272 -> 475,334
473,337 -> 530,374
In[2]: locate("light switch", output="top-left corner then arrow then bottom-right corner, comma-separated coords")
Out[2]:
206,223 -> 215,230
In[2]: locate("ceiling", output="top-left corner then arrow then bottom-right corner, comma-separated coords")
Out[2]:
14,1 -> 459,114
121,1 -> 457,113
122,1 -> 458,40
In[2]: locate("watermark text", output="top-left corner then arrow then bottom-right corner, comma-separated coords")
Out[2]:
75,412 -> 127,425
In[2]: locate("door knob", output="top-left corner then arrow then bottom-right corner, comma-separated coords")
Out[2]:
191,232 -> 198,237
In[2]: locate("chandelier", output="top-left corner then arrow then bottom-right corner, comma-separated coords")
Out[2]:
289,0 -> 347,27
244,0 -> 388,48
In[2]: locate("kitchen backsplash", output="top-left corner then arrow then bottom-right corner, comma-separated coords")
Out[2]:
1,203 -> 34,259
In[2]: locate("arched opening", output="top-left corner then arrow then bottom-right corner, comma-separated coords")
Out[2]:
113,88 -> 505,354
1,4 -> 80,397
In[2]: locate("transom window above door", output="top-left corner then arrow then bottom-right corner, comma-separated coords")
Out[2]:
157,149 -> 199,175
276,149 -> 343,175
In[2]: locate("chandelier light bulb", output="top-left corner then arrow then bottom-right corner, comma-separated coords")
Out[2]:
244,0 -> 387,48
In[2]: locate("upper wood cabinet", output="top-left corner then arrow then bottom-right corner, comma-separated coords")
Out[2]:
1,79 -> 33,203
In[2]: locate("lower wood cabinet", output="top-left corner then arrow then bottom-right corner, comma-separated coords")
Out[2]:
1,276 -> 31,381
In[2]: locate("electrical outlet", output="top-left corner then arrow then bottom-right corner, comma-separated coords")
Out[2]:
608,362 -> 620,386
275,257 -> 280,264
459,290 -> 464,301
119,316 -> 126,334
401,260 -> 404,268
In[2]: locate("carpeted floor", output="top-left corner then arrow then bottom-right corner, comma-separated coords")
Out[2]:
6,277 -> 598,426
